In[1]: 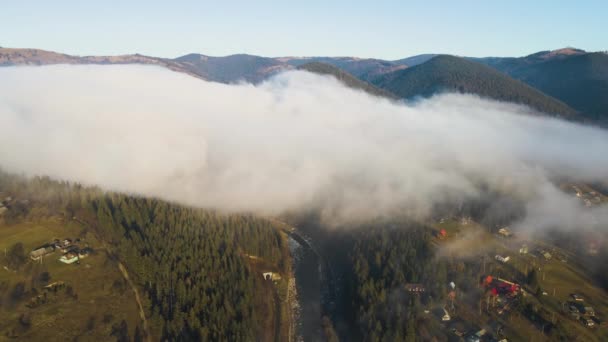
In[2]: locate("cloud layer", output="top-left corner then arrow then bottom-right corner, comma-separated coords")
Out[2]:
0,65 -> 607,228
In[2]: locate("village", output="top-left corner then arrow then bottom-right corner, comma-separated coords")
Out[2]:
417,215 -> 608,342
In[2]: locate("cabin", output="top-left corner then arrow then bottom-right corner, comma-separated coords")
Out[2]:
442,308 -> 451,321
404,283 -> 426,293
30,246 -> 55,260
59,252 -> 79,264
262,272 -> 281,281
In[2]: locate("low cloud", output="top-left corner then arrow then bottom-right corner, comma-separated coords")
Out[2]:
0,65 -> 607,228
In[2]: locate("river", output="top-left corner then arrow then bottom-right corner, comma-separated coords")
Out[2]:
288,232 -> 324,342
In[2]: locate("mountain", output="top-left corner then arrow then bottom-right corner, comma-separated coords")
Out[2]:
2,47 -> 605,122
372,55 -> 578,118
0,47 -> 206,80
476,49 -> 608,122
392,54 -> 438,67
280,56 -> 407,81
174,53 -> 291,83
475,48 -> 587,74
297,62 -> 398,99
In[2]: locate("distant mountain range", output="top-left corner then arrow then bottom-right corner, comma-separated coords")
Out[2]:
371,55 -> 577,118
1,46 -> 606,123
474,49 -> 608,122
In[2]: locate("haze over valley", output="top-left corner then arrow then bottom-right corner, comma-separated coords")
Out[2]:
1,2 -> 608,341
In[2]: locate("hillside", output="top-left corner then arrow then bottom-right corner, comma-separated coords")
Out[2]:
0,48 -> 207,80
372,55 -> 578,118
0,172 -> 290,341
392,54 -> 438,67
297,62 -> 398,99
479,51 -> 608,122
281,56 -> 406,81
175,53 -> 290,83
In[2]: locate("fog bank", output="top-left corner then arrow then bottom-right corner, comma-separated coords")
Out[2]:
0,65 -> 607,228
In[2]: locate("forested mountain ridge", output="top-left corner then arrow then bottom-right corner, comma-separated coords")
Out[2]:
477,51 -> 608,123
3,46 -> 605,122
371,55 -> 579,118
297,62 -> 398,99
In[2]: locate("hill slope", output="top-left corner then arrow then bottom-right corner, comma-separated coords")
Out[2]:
174,53 -> 290,83
297,62 -> 397,99
0,48 -> 206,80
372,55 -> 578,118
282,57 -> 406,81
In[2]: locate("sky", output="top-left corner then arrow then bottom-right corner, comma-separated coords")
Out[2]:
1,1 -> 606,59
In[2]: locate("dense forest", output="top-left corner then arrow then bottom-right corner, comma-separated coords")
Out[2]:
0,171 -> 289,341
475,51 -> 608,123
291,215 -> 453,342
348,223 -> 441,341
372,55 -> 578,119
297,62 -> 398,100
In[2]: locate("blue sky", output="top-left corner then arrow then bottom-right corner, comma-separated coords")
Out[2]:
1,1 -> 606,59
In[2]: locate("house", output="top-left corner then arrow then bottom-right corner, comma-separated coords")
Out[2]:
78,248 -> 92,258
442,308 -> 451,321
465,329 -> 486,342
495,255 -> 510,263
582,306 -> 595,317
58,239 -> 73,252
30,246 -> 55,260
519,244 -> 528,254
0,206 -> 6,216
404,283 -> 426,293
581,317 -> 595,327
497,227 -> 512,238
262,272 -> 281,281
542,251 -> 552,260
59,252 -> 79,264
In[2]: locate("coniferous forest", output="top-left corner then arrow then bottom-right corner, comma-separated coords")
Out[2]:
0,171 -> 288,341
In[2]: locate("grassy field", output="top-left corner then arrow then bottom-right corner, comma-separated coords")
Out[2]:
0,216 -> 142,341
